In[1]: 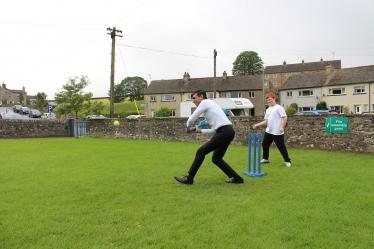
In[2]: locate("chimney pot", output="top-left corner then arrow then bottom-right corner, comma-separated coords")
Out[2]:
223,71 -> 227,79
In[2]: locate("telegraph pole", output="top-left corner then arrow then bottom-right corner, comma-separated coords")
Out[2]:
213,49 -> 217,98
107,27 -> 122,118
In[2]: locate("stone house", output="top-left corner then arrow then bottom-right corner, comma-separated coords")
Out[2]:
0,82 -> 28,105
143,72 -> 264,117
279,65 -> 374,114
264,58 -> 341,92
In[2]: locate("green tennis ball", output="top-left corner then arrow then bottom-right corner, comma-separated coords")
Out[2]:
114,121 -> 120,126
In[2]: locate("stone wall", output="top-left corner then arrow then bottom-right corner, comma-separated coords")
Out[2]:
86,115 -> 374,154
0,119 -> 71,138
1,116 -> 373,154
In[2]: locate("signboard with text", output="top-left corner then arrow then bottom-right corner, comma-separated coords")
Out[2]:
325,118 -> 348,134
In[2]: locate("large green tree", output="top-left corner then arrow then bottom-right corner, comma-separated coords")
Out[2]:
55,75 -> 92,138
232,51 -> 264,76
110,76 -> 147,102
34,92 -> 48,109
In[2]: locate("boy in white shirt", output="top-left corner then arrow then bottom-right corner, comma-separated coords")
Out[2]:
252,92 -> 291,167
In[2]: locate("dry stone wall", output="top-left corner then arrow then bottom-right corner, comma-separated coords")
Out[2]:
1,116 -> 373,154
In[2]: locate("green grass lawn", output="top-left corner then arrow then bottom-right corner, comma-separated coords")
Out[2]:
1,138 -> 373,248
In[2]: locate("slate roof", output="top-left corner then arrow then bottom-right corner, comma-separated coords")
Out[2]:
265,60 -> 341,74
279,71 -> 328,90
324,65 -> 374,86
279,65 -> 374,90
144,75 -> 263,95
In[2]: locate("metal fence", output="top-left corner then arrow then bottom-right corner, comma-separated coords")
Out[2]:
71,120 -> 87,137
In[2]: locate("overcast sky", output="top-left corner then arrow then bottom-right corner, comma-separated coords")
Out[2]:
1,0 -> 373,98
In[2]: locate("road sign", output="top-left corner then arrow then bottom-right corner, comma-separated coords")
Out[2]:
326,118 -> 348,134
140,103 -> 147,107
48,105 -> 53,113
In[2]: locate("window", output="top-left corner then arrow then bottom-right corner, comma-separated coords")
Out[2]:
363,104 -> 368,112
286,73 -> 290,78
248,92 -> 255,98
186,94 -> 192,100
265,75 -> 269,79
354,86 -> 366,94
330,106 -> 343,113
226,92 -> 242,98
286,91 -> 292,97
170,109 -> 176,117
207,93 -> 214,99
299,90 -> 314,96
162,95 -> 175,101
273,74 -> 277,78
150,96 -> 156,102
299,107 -> 313,111
273,82 -> 277,86
328,88 -> 346,95
264,82 -> 268,87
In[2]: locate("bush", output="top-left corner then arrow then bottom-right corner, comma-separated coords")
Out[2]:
153,107 -> 172,117
289,103 -> 298,110
316,101 -> 328,110
285,107 -> 297,116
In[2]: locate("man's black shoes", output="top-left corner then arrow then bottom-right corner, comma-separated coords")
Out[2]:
225,177 -> 244,184
174,175 -> 194,185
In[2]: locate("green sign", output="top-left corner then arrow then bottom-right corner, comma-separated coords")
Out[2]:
325,118 -> 348,134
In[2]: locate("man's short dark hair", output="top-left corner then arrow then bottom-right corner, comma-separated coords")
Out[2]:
191,90 -> 207,99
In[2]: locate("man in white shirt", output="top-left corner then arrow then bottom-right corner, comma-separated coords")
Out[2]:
252,92 -> 291,167
174,90 -> 244,184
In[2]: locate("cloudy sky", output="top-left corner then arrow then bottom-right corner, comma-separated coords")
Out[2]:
1,0 -> 373,98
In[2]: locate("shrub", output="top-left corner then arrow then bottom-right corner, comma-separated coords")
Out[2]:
289,103 -> 298,110
153,107 -> 172,117
316,101 -> 328,110
285,107 -> 297,116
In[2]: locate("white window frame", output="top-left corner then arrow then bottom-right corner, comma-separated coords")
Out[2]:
286,73 -> 290,78
264,82 -> 268,87
354,86 -> 366,94
299,90 -> 314,97
248,92 -> 255,98
226,92 -> 242,98
286,91 -> 292,97
186,94 -> 192,100
162,95 -> 175,101
265,75 -> 269,79
170,109 -> 176,117
207,93 -> 214,99
150,96 -> 156,102
328,88 -> 346,95
273,82 -> 277,86
273,74 -> 277,78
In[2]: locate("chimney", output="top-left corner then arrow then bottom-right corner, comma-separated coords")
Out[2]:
320,57 -> 323,62
325,63 -> 334,74
283,61 -> 286,65
186,72 -> 190,80
2,82 -> 6,88
223,71 -> 227,79
183,72 -> 189,82
302,59 -> 304,63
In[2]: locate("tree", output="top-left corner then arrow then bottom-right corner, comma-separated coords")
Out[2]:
123,76 -> 148,101
232,51 -> 264,76
109,82 -> 127,103
83,100 -> 105,116
153,107 -> 172,117
34,92 -> 48,109
55,75 -> 92,138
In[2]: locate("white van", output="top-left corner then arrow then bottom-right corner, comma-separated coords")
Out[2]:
41,113 -> 56,119
180,98 -> 254,117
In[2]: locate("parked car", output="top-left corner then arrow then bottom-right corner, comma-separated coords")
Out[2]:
19,107 -> 30,115
29,109 -> 42,118
41,113 -> 56,119
295,110 -> 337,116
1,114 -> 24,119
13,105 -> 22,113
126,115 -> 146,119
87,115 -> 106,119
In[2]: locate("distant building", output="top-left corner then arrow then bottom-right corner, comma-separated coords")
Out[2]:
0,82 -> 27,105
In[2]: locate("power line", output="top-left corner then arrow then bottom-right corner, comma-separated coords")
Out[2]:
116,43 -> 212,59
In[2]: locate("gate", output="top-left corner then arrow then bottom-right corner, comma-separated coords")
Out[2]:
71,120 -> 87,137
